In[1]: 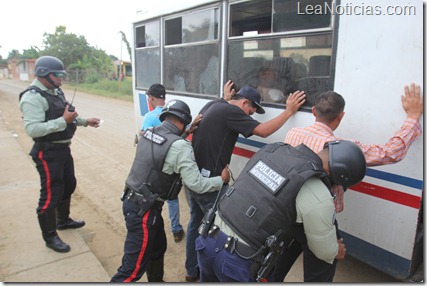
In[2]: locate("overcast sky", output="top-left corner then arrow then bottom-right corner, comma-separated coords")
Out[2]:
0,0 -> 169,61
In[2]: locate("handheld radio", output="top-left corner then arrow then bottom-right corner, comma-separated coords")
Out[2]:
68,88 -> 77,112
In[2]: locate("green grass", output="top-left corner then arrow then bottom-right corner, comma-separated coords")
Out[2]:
64,78 -> 133,102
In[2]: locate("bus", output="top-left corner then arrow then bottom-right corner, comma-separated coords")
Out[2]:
130,0 -> 423,281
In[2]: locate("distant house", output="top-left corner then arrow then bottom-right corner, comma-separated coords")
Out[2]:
112,60 -> 132,80
8,58 -> 36,81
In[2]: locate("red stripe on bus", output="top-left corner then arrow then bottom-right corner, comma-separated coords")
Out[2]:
233,146 -> 256,158
349,182 -> 421,209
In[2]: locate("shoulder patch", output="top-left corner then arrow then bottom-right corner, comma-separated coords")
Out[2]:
142,129 -> 166,145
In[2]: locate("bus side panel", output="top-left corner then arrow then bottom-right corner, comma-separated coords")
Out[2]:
333,0 -> 423,279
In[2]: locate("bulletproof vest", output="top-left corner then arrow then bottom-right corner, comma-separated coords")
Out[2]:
19,86 -> 76,142
125,121 -> 182,199
217,142 -> 331,249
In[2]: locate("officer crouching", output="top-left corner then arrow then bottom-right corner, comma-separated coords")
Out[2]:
196,140 -> 366,282
111,99 -> 230,282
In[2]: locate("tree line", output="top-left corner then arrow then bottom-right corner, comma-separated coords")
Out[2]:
1,26 -> 131,84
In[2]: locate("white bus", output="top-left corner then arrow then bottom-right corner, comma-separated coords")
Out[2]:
130,0 -> 423,281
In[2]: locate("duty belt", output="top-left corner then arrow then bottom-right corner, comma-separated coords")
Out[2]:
33,141 -> 71,150
209,225 -> 265,260
124,188 -> 164,210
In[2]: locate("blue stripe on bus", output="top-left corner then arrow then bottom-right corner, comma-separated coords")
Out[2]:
365,168 -> 423,190
341,231 -> 411,280
236,137 -> 423,190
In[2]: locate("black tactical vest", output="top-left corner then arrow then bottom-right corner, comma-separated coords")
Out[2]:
217,142 -> 331,249
19,86 -> 76,142
125,121 -> 182,199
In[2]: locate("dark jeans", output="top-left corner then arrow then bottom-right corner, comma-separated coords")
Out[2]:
196,231 -> 263,282
185,185 -> 228,277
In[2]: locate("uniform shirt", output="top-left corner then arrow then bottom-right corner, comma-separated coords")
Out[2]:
215,177 -> 337,264
19,78 -> 87,141
141,106 -> 162,131
192,99 -> 260,177
163,138 -> 223,194
285,120 -> 422,167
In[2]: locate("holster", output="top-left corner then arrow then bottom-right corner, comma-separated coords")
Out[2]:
165,176 -> 183,200
125,184 -> 160,216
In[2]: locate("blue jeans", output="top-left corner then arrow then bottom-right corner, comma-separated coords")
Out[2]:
167,198 -> 183,233
196,231 -> 261,282
185,185 -> 227,277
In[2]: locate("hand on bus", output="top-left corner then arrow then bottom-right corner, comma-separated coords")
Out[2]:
285,91 -> 306,114
402,83 -> 423,120
221,164 -> 231,184
223,80 -> 236,101
63,105 -> 78,124
336,238 -> 346,260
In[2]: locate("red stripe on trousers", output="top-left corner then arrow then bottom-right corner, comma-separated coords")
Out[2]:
38,150 -> 52,212
124,209 -> 151,282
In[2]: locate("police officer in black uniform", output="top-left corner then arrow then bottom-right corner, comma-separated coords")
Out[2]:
111,99 -> 230,282
19,56 -> 101,253
196,140 -> 366,282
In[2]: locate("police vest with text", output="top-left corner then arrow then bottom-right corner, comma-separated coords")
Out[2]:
125,121 -> 183,200
19,86 -> 76,141
217,142 -> 331,250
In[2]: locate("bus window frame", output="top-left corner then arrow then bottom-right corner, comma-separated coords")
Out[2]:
226,0 -> 339,112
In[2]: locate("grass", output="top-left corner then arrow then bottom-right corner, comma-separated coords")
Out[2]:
64,78 -> 133,102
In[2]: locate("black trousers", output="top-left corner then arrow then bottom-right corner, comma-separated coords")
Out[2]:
111,199 -> 166,282
30,144 -> 76,215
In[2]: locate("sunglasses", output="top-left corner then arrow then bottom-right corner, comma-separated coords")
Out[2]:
52,72 -> 65,78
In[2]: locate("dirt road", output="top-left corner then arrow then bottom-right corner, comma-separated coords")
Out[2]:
0,79 -> 399,282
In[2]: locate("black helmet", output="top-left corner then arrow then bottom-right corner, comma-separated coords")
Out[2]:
34,56 -> 66,77
159,99 -> 192,125
326,140 -> 366,189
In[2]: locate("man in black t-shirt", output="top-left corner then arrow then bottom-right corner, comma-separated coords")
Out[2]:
184,81 -> 306,282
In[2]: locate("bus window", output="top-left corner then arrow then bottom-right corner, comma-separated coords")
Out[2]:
228,0 -> 333,107
135,20 -> 160,89
273,0 -> 332,32
164,8 -> 220,96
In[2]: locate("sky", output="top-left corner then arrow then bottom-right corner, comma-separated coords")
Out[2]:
0,0 -> 173,62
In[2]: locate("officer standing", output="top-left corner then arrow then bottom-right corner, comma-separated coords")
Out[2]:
111,99 -> 230,282
196,140 -> 366,282
19,56 -> 101,253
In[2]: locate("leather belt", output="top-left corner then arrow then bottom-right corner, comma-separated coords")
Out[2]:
34,141 -> 71,150
209,225 -> 264,260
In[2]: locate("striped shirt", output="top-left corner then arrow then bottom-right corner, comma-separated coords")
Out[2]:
284,118 -> 422,167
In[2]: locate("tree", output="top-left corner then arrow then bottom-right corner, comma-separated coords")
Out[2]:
41,26 -> 92,69
119,31 -> 132,62
22,46 -> 40,59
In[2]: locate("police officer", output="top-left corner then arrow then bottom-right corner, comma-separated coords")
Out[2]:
196,140 -> 366,282
19,56 -> 101,253
111,99 -> 230,282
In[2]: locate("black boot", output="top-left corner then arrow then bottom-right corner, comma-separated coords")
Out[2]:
56,198 -> 85,230
146,256 -> 165,282
38,208 -> 71,253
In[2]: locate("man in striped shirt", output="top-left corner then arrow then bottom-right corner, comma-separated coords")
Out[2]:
273,83 -> 423,282
284,83 -> 423,167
